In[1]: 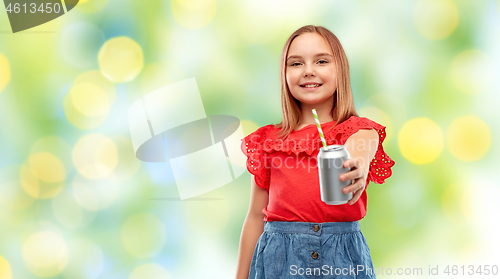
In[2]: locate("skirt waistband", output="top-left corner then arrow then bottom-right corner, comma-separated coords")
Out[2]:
264,221 -> 360,234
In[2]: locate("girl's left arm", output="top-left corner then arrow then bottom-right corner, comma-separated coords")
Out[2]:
341,128 -> 379,205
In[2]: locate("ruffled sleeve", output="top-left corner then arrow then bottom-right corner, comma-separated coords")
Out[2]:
337,116 -> 395,184
240,125 -> 272,191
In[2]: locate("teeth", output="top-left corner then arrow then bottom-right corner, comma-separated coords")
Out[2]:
303,84 -> 320,88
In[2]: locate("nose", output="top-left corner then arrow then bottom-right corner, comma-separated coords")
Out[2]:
304,64 -> 315,77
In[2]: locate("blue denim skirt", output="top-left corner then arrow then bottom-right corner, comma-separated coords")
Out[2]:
248,221 -> 376,278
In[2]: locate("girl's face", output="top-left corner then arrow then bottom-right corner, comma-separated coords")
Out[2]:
286,32 -> 337,106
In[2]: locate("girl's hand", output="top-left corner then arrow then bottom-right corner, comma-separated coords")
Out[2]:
339,157 -> 367,205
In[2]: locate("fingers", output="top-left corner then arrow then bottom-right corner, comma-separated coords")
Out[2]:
343,177 -> 364,195
340,167 -> 362,182
343,178 -> 365,205
347,187 -> 363,205
343,157 -> 361,169
340,157 -> 366,205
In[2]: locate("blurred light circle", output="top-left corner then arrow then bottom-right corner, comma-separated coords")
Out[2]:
240,119 -> 260,137
62,238 -> 104,279
28,152 -> 65,183
398,117 -> 444,164
64,97 -> 106,130
17,137 -> 72,200
111,136 -> 141,181
172,0 -> 213,9
0,165 -> 35,210
98,37 -> 144,83
60,21 -> 105,69
73,71 -> 116,103
75,0 -> 110,14
0,255 -> 12,279
450,49 -> 496,95
29,136 -> 73,168
121,213 -> 166,258
171,0 -> 216,29
22,231 -> 68,278
20,163 -> 65,199
64,71 -> 116,130
460,182 -> 477,226
183,195 -> 230,235
357,107 -> 393,142
129,263 -> 171,279
366,93 -> 407,128
446,115 -> 491,161
0,52 -> 10,93
72,134 -> 118,179
413,0 -> 459,40
69,83 -> 111,117
441,182 -> 470,226
71,174 -> 119,211
52,189 -> 96,229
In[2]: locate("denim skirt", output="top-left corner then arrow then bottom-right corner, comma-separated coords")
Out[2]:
248,221 -> 376,279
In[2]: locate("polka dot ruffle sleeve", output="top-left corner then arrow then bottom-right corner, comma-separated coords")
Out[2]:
338,116 -> 395,184
240,125 -> 272,191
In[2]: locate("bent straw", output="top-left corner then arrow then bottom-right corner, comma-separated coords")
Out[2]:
312,109 -> 328,149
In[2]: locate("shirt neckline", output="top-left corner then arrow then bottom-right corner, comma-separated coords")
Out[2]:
292,120 -> 336,132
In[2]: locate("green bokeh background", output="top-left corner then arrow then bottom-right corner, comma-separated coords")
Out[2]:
1,0 -> 499,278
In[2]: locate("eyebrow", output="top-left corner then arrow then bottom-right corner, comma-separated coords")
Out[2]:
287,53 -> 333,61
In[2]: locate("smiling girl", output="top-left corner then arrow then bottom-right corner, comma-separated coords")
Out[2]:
236,25 -> 395,279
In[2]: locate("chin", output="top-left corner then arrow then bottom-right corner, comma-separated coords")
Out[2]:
296,97 -> 328,105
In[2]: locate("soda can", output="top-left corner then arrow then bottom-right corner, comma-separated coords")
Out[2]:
317,145 -> 353,205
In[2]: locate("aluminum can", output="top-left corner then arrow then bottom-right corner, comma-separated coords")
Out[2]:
317,145 -> 353,205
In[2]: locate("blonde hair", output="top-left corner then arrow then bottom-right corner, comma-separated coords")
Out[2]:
274,25 -> 358,139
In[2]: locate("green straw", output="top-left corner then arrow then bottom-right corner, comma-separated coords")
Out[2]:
312,109 -> 328,149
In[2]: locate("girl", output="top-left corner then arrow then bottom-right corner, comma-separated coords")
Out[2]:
235,25 -> 395,279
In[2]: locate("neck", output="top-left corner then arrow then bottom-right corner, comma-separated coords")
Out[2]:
299,98 -> 335,125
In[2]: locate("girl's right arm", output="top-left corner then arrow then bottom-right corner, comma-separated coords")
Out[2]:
235,174 -> 269,279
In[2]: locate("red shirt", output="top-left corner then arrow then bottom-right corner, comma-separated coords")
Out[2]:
240,116 -> 395,223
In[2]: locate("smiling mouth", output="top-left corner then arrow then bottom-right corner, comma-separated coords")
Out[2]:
300,84 -> 322,88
